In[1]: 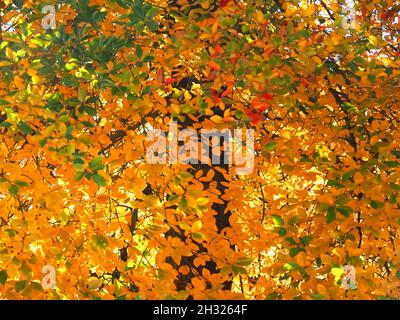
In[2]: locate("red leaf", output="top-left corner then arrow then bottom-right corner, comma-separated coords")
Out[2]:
259,103 -> 269,112
164,78 -> 176,85
220,0 -> 231,7
156,68 -> 165,85
259,93 -> 273,101
208,61 -> 220,71
245,109 -> 264,124
221,87 -> 231,97
215,44 -> 224,54
211,89 -> 221,103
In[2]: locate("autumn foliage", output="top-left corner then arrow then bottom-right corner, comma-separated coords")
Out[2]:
0,0 -> 400,300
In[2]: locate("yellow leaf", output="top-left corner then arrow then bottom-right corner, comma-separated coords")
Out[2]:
178,222 -> 191,231
0,61 -> 11,67
200,0 -> 210,9
14,75 -> 24,89
303,4 -> 315,16
196,197 -> 209,206
31,75 -> 40,85
0,143 -> 8,157
317,283 -> 329,297
368,35 -> 378,46
210,115 -> 224,124
5,47 -> 13,58
27,68 -> 37,77
211,22 -> 218,34
354,172 -> 363,184
296,251 -> 307,267
321,254 -> 331,265
191,221 -> 202,233
312,56 -> 322,64
384,246 -> 394,258
88,278 -> 102,289
255,10 -> 264,24
78,87 -> 87,102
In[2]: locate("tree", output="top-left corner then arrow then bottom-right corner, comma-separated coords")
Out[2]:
0,0 -> 400,299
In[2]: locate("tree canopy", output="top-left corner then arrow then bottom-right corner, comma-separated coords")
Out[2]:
0,0 -> 400,299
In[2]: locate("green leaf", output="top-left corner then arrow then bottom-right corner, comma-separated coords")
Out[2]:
289,247 -> 305,257
285,237 -> 297,246
143,55 -> 154,62
266,292 -> 280,300
78,87 -> 87,102
300,156 -> 312,162
311,293 -> 325,300
326,207 -> 336,224
287,215 -> 299,225
278,227 -> 287,237
284,262 -> 299,270
18,121 -> 34,135
86,96 -> 99,104
5,229 -> 18,237
384,161 -> 399,168
272,214 -> 284,227
271,77 -> 285,86
236,80 -> 245,88
177,171 -> 193,179
21,263 -> 32,280
234,257 -> 252,266
297,29 -> 312,38
0,121 -> 12,128
92,234 -> 108,249
119,70 -> 131,82
264,141 -> 277,151
15,280 -> 27,292
180,197 -> 188,209
136,45 -> 143,59
300,235 -> 312,245
389,183 -> 400,191
370,200 -> 384,209
336,206 -> 352,217
13,0 -> 23,9
15,180 -> 29,187
89,156 -> 104,172
73,158 -> 85,166
231,265 -> 247,275
9,184 -> 19,196
93,173 -> 107,187
73,171 -> 85,181
80,105 -> 97,116
146,20 -> 159,32
327,180 -> 345,188
192,232 -> 206,240
31,281 -> 43,292
142,85 -> 151,94
0,270 -> 7,284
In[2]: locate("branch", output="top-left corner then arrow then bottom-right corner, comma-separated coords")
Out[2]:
320,0 -> 335,21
